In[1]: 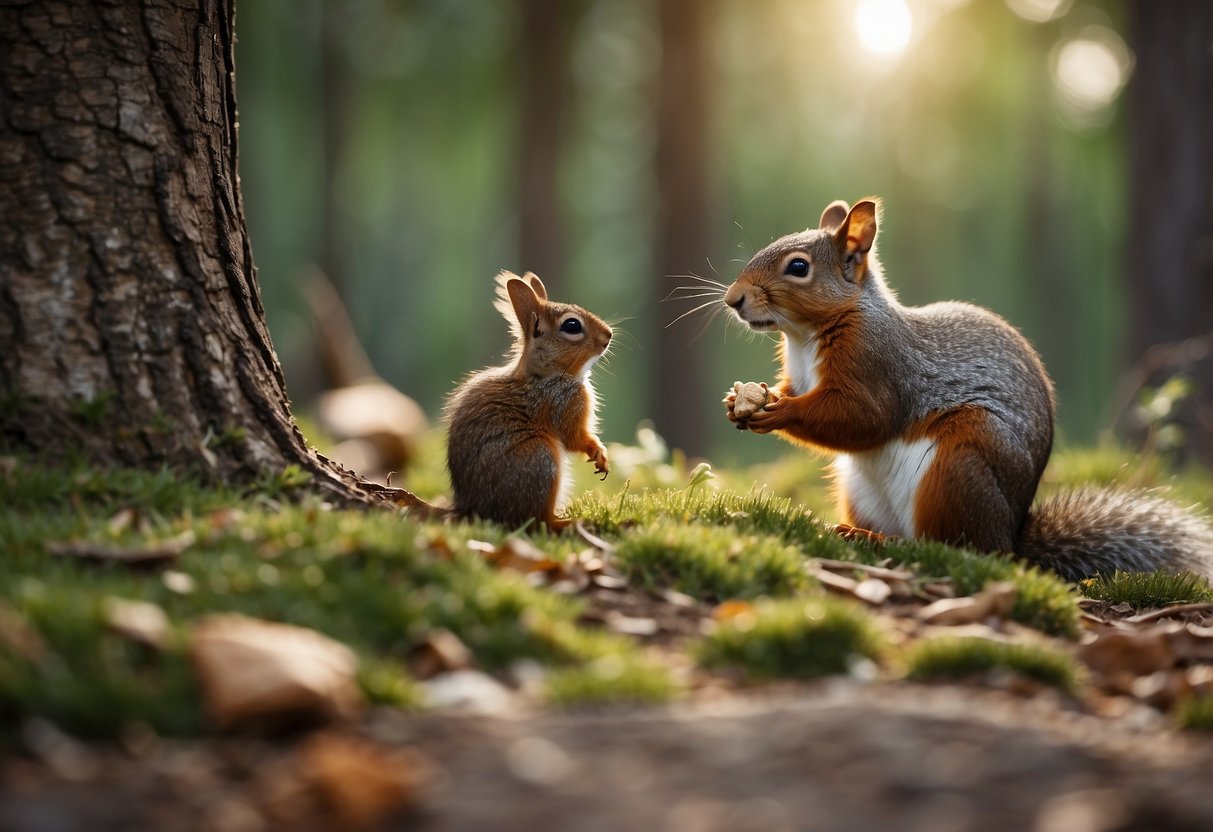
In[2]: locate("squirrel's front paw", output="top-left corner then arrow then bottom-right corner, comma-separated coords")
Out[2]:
745,391 -> 783,434
587,440 -> 610,480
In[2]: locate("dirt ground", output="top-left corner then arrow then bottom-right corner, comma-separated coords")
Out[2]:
5,681 -> 1213,832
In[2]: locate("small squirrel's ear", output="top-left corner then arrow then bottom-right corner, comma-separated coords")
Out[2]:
834,198 -> 879,282
494,270 -> 526,337
505,277 -> 543,337
818,200 -> 849,232
523,272 -> 548,302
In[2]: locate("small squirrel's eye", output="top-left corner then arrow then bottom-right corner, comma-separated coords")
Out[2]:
560,318 -> 583,335
785,258 -> 810,278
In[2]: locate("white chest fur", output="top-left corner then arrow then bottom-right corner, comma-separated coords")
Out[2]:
782,332 -> 821,395
832,439 -> 937,538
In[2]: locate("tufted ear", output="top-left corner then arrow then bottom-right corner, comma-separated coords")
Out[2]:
818,200 -> 849,232
833,199 -> 879,282
494,270 -> 533,338
522,271 -> 548,302
505,277 -> 543,339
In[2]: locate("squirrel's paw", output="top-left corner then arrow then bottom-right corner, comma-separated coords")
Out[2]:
587,440 -> 610,480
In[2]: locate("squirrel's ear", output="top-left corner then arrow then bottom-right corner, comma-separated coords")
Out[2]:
494,270 -> 526,337
523,272 -> 548,303
505,277 -> 543,336
834,199 -> 879,282
818,200 -> 849,232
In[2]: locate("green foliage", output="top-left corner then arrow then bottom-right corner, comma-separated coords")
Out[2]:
545,655 -> 681,708
904,637 -> 1079,693
696,596 -> 887,680
877,539 -> 1081,638
69,391 -> 116,427
616,520 -> 810,601
1175,696 -> 1213,731
0,460 -> 647,738
1079,570 -> 1213,609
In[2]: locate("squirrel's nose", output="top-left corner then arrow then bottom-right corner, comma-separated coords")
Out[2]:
726,294 -> 745,311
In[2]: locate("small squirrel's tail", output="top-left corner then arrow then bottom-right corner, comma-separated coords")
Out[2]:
1016,488 -> 1213,582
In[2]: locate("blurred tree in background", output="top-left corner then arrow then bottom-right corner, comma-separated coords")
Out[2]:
236,0 -> 1211,467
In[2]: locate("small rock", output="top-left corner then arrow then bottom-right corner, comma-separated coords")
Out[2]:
189,614 -> 363,731
409,628 -> 474,680
422,669 -> 514,713
103,597 -> 170,649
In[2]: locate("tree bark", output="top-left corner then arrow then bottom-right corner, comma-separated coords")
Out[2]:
0,0 -> 365,498
517,0 -> 570,284
653,0 -> 712,457
1126,1 -> 1213,465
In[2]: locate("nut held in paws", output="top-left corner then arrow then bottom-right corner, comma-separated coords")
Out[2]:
732,382 -> 770,420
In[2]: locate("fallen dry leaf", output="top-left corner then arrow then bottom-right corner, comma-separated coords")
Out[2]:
0,601 -> 46,661
47,530 -> 195,567
190,614 -> 363,731
103,597 -> 170,649
1077,630 -> 1176,690
409,628 -> 474,680
259,731 -> 429,830
1162,623 -> 1213,664
1130,669 -> 1190,710
106,507 -> 141,535
469,538 -> 563,575
1127,603 -> 1213,625
919,581 -> 1017,625
713,600 -> 756,622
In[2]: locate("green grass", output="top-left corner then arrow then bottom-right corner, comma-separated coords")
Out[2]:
616,520 -> 812,601
1175,696 -> 1213,731
696,596 -> 888,680
1079,570 -> 1213,609
2,434 -> 1207,738
904,636 -> 1079,693
876,539 -> 1081,638
544,654 -> 681,707
0,458 -> 643,737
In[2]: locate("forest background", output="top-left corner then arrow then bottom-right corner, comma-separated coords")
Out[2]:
236,0 -> 1211,469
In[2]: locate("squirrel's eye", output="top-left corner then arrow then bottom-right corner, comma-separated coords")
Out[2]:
785,258 -> 810,278
560,318 -> 583,335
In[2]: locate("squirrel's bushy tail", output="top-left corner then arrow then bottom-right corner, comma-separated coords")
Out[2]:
1016,488 -> 1213,582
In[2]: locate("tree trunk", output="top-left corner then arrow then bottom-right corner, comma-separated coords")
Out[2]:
0,0 -> 364,499
1126,1 -> 1213,466
653,0 -> 712,457
517,0 -> 570,284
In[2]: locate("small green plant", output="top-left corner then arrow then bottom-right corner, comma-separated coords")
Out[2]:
69,390 -> 116,427
880,539 -> 1081,638
904,636 -> 1079,693
1080,570 -> 1213,609
696,596 -> 887,680
545,655 -> 681,707
1175,695 -> 1213,731
616,520 -> 810,601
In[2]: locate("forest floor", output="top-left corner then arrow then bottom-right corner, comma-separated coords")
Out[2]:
3,433 -> 1213,831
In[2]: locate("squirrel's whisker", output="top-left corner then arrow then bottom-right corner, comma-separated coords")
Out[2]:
665,297 -> 724,329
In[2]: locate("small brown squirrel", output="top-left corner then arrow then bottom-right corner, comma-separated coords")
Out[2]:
392,270 -> 611,530
723,197 -> 1213,581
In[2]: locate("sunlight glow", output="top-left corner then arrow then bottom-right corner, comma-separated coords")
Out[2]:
1051,26 -> 1132,124
1005,0 -> 1072,24
855,0 -> 913,59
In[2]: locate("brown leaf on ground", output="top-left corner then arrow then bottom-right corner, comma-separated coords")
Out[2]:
919,581 -> 1016,625
1077,630 -> 1176,692
46,530 -> 195,567
713,600 -> 755,622
469,538 -> 563,575
1161,623 -> 1213,664
102,598 -> 170,650
189,614 -> 364,732
410,629 -> 475,680
0,601 -> 46,661
259,731 -> 430,830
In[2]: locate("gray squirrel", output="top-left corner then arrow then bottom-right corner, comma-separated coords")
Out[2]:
723,197 -> 1213,581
